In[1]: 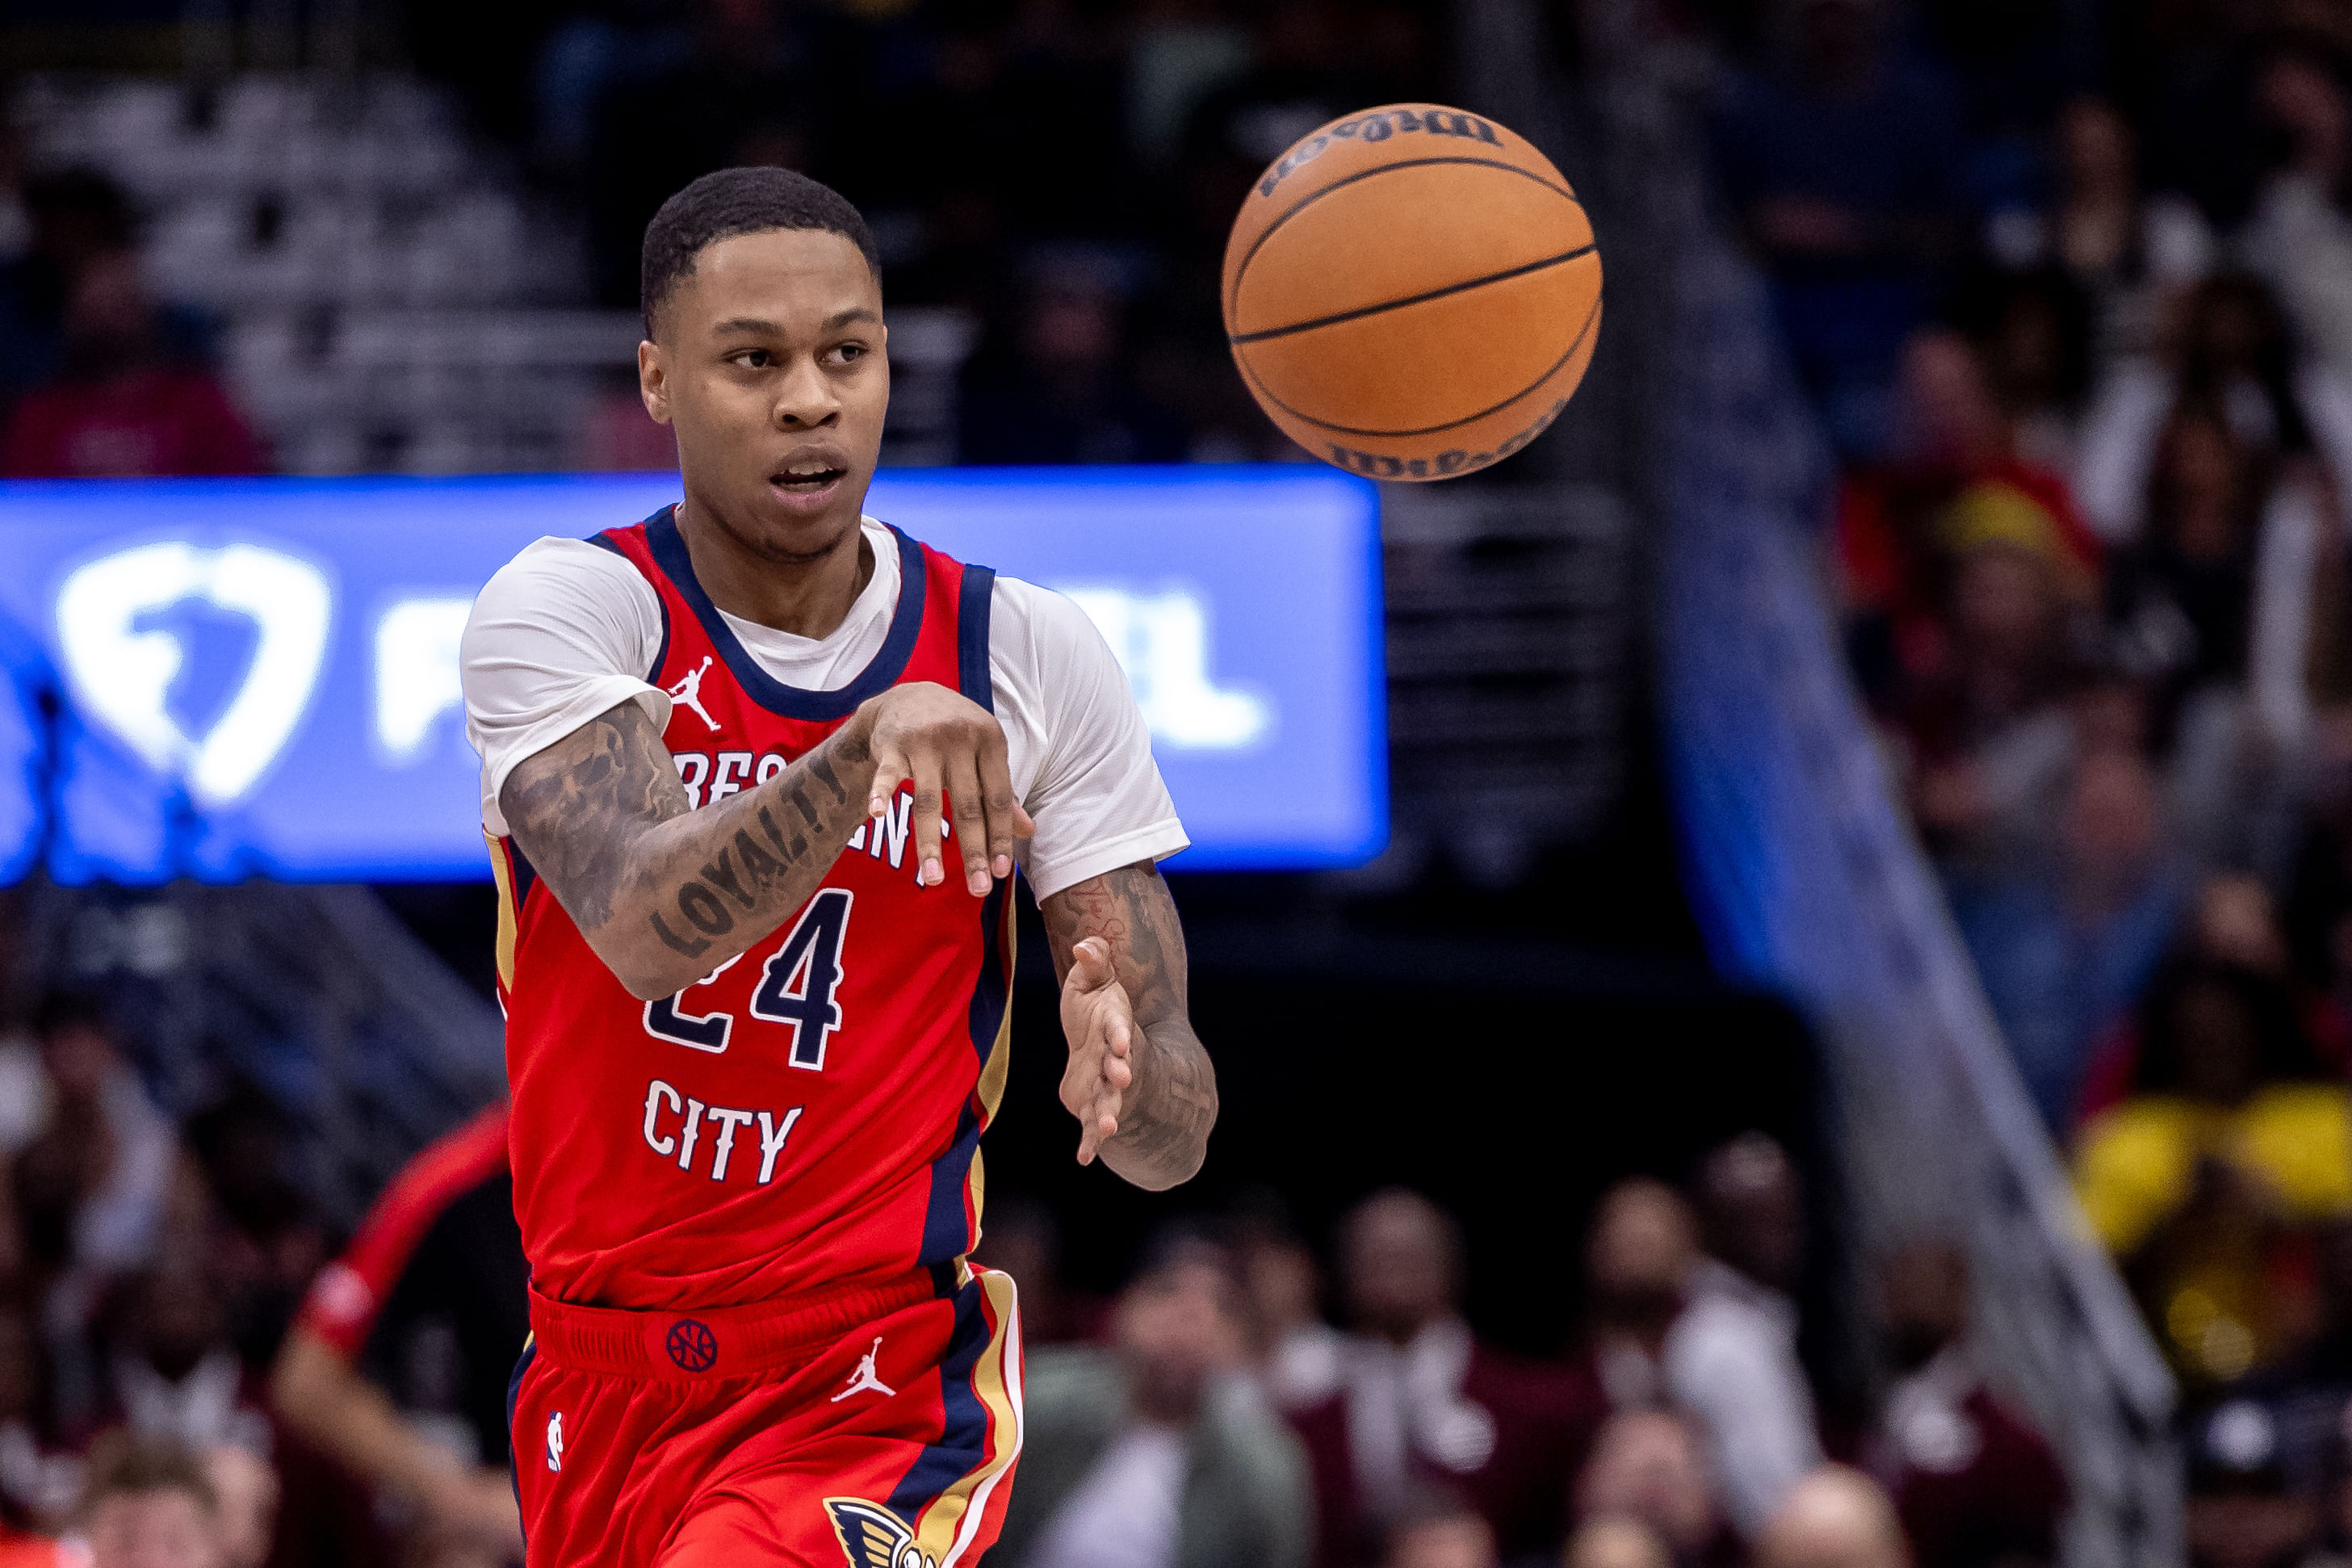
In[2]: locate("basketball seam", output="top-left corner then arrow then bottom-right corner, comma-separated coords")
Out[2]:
1224,155 -> 1587,333
1229,244 -> 1596,344
1238,287 -> 1602,439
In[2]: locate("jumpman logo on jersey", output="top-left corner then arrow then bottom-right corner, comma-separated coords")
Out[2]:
829,1338 -> 895,1402
669,656 -> 723,733
545,1411 -> 564,1473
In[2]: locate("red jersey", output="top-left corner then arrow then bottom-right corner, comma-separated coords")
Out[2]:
491,506 -> 1013,1312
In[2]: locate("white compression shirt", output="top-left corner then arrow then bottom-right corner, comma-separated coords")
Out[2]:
460,517 -> 1189,900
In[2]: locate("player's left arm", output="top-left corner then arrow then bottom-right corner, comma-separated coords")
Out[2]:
1039,861 -> 1216,1191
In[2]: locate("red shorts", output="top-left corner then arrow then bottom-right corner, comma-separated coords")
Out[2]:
507,1266 -> 1022,1567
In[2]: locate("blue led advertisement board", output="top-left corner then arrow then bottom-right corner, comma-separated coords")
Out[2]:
0,468 -> 1386,883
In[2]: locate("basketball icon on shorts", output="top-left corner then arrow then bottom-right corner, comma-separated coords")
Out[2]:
823,1498 -> 936,1568
665,1318 -> 719,1373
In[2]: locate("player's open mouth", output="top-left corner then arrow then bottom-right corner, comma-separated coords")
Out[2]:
771,465 -> 846,494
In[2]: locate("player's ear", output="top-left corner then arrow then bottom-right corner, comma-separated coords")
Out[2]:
639,338 -> 673,426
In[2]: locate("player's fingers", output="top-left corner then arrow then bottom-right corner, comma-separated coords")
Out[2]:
868,747 -> 908,818
945,753 -> 992,896
1069,936 -> 1114,992
909,749 -> 946,887
975,727 -> 1026,881
1103,1049 -> 1131,1090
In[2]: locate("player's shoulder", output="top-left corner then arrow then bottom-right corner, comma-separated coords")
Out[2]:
469,533 -> 660,631
984,572 -> 1108,652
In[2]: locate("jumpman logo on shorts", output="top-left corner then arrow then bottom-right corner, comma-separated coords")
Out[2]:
829,1337 -> 895,1402
669,656 -> 723,733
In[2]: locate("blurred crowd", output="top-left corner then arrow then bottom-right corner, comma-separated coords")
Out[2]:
0,0 -> 1471,478
0,966 -> 2064,1568
1731,0 -> 2352,1553
975,1134 -> 2061,1568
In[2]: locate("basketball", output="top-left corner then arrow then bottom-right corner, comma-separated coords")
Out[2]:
1222,103 -> 1603,482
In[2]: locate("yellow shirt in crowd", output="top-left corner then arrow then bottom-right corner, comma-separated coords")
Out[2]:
2073,1084 -> 2352,1256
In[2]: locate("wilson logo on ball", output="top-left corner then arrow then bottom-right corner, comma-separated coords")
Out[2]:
1256,108 -> 1505,197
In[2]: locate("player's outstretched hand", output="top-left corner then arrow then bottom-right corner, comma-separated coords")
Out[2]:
862,681 -> 1035,896
1059,936 -> 1134,1164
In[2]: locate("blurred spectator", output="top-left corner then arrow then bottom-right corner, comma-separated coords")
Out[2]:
270,1104 -> 522,1565
1753,1467 -> 1909,1568
73,1430 -> 228,1568
0,251 -> 262,478
0,169 -> 135,409
1673,1134 -> 1822,1537
1576,1180 -> 1697,1415
970,1196 -> 1105,1349
1838,327 -> 2099,715
14,995 -> 186,1415
1561,1517 -> 1672,1568
1711,0 -> 1964,456
1377,1489 -> 1495,1568
2243,40 -> 2352,388
957,251 -> 1189,465
1865,1242 -> 2066,1568
994,1222 -> 1310,1568
1982,96 -> 2213,363
1228,1195 -> 1339,1412
2075,958 -> 2351,1385
1571,1411 -> 1725,1565
2075,274 -> 2352,548
1286,1190 -> 1590,1566
101,1261 -> 267,1458
1894,479 -> 2089,874
1946,734 -> 2183,1133
1953,267 -> 2097,473
2183,1396 -> 2329,1568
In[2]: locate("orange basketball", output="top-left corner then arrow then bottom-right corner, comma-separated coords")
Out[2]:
1222,103 -> 1602,481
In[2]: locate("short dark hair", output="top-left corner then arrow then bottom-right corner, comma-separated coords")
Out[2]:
639,167 -> 880,337
78,1430 -> 217,1520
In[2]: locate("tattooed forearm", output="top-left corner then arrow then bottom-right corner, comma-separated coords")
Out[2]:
1042,862 -> 1218,1190
501,699 -> 878,1000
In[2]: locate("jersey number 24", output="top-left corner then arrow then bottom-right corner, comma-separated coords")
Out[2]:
642,889 -> 852,1070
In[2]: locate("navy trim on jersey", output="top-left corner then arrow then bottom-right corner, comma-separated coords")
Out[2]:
596,516 -> 675,681
507,839 -> 539,908
505,1336 -> 537,1534
644,505 -> 927,721
886,1277 -> 994,1521
956,563 -> 996,714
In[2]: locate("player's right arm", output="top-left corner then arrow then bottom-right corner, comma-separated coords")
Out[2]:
500,683 -> 1031,1000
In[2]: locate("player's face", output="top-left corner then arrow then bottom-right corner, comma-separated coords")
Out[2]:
642,228 -> 887,563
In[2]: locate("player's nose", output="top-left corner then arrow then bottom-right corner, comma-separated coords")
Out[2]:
772,355 -> 840,429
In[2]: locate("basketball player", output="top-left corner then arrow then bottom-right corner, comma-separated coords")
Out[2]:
459,167 -> 1218,1566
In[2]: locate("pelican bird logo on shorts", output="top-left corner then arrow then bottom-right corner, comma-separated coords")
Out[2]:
823,1498 -> 936,1568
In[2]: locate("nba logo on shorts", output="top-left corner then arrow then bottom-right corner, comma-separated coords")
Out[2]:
545,1411 -> 564,1473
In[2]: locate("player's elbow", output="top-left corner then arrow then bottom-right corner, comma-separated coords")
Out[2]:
588,932 -> 696,1000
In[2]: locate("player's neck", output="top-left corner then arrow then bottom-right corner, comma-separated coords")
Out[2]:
673,497 -> 875,640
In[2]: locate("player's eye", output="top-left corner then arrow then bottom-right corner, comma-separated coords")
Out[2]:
728,349 -> 773,369
829,342 -> 870,365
